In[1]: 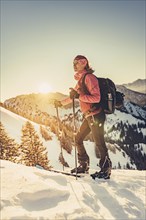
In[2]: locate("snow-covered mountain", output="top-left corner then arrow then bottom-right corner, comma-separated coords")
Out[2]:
0,106 -> 137,170
116,85 -> 146,107
123,79 -> 146,94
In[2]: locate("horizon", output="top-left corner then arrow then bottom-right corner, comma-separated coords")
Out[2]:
1,77 -> 145,102
1,0 -> 145,102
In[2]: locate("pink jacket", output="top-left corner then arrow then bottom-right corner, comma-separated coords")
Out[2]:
61,71 -> 101,117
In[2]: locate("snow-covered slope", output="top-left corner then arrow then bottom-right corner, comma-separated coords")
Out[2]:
121,101 -> 146,121
0,106 -> 64,170
1,160 -> 145,220
0,106 -> 137,170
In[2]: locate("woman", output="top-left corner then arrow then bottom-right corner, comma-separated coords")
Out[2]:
55,55 -> 112,179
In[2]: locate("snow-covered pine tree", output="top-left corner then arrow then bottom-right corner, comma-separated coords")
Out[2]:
40,126 -> 52,141
59,152 -> 69,167
50,120 -> 58,134
20,121 -> 51,170
60,129 -> 72,154
0,122 -> 20,162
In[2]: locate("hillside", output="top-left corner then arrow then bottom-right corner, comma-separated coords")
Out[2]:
0,106 -> 138,170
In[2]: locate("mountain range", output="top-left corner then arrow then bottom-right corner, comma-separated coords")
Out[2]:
122,78 -> 146,94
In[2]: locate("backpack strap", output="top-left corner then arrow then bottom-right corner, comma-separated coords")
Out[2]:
81,73 -> 101,111
81,73 -> 92,95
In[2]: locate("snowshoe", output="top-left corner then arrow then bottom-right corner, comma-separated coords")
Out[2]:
97,169 -> 111,179
71,153 -> 90,174
91,156 -> 112,180
90,169 -> 111,180
90,171 -> 99,180
71,164 -> 89,174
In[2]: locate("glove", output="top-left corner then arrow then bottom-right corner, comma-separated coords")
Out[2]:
54,100 -> 62,108
69,88 -> 79,99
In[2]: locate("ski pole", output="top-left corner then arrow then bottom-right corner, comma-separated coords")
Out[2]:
55,105 -> 64,171
72,97 -> 78,180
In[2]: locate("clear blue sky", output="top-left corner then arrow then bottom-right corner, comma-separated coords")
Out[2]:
1,0 -> 145,101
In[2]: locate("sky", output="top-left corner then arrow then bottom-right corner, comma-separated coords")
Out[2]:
1,0 -> 145,101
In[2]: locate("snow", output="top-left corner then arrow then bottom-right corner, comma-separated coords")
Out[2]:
1,160 -> 146,220
0,106 -> 136,170
0,106 -> 146,219
106,109 -> 144,128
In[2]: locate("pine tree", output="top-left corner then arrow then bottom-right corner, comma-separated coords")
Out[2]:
60,129 -> 72,154
59,152 -> 69,167
126,162 -> 130,169
0,122 -> 20,162
20,121 -> 51,169
40,126 -> 52,141
118,162 -> 121,169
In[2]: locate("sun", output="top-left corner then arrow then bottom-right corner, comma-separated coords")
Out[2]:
38,82 -> 53,94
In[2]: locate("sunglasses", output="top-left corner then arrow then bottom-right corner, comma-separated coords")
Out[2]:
73,59 -> 87,65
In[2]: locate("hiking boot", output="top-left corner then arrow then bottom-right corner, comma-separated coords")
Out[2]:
90,171 -> 99,179
71,153 -> 89,174
97,168 -> 111,179
91,156 -> 112,180
71,163 -> 89,174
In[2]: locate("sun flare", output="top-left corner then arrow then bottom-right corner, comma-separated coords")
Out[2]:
38,82 -> 53,94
